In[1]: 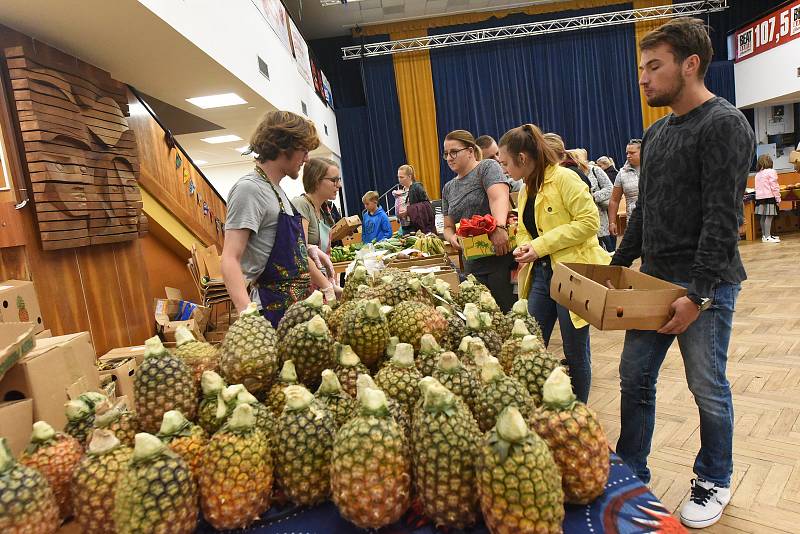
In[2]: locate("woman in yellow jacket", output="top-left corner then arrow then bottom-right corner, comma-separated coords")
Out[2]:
498,124 -> 610,402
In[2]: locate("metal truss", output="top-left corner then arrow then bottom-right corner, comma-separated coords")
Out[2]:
341,0 -> 727,59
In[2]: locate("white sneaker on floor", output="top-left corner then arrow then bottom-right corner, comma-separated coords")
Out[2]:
679,478 -> 731,529
768,236 -> 781,242
762,236 -> 771,242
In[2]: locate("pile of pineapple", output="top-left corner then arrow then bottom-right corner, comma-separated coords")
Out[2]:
0,269 -> 611,534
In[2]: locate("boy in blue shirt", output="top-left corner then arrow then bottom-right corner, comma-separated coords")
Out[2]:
361,190 -> 393,243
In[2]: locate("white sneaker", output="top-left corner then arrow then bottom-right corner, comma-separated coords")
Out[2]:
679,478 -> 731,529
762,236 -> 771,242
768,236 -> 781,243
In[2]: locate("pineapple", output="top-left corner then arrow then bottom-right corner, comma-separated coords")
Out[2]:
331,387 -> 411,529
388,300 -> 448,352
19,421 -> 83,519
275,385 -> 336,505
365,276 -> 431,307
478,291 -> 512,342
227,386 -> 276,435
505,299 -> 543,341
454,277 -> 488,308
378,335 -> 400,371
197,371 -> 227,435
456,335 -> 478,362
498,319 -> 531,373
90,399 -> 138,447
63,398 -> 95,445
71,430 -> 132,534
174,325 -> 218,387
464,303 -> 502,356
461,336 -> 492,371
436,305 -> 467,352
530,368 -> 610,504
0,437 -> 59,534
16,295 -> 29,322
115,433 -> 198,534
200,404 -> 272,530
315,369 -> 357,429
356,373 -> 411,440
284,315 -> 334,388
325,298 -> 358,339
340,299 -> 390,369
157,410 -> 208,480
277,289 -> 325,339
374,342 -> 423,414
341,264 -> 370,302
266,360 -> 298,416
219,302 -> 279,396
477,407 -> 564,533
412,379 -> 481,529
135,336 -> 197,433
432,351 -> 480,414
475,357 -> 533,432
416,333 -> 444,377
332,343 -> 370,398
511,335 -> 561,406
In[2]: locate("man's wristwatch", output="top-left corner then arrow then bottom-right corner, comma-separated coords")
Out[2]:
687,294 -> 713,312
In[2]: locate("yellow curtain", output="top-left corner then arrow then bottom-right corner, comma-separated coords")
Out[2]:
634,0 -> 672,129
391,29 -> 441,200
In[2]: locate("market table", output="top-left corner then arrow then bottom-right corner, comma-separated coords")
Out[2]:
196,453 -> 684,533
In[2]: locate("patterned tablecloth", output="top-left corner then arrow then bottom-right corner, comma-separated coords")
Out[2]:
197,453 -> 686,533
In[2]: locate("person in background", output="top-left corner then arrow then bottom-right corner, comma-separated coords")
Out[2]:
596,155 -> 619,184
292,157 -> 342,289
753,154 -> 781,243
568,149 -> 615,252
611,17 -> 755,529
479,134 -> 523,193
791,149 -> 800,172
361,190 -> 393,243
498,124 -> 610,403
221,110 -> 335,327
543,133 -> 592,190
395,164 -> 436,234
322,199 -> 343,248
441,130 -> 515,312
608,139 -> 641,237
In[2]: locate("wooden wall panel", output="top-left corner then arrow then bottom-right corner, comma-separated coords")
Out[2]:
140,234 -> 199,304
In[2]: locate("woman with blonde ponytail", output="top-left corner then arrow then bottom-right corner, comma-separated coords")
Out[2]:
497,123 -> 610,403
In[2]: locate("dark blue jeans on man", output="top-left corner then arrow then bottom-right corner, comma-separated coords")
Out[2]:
616,282 -> 740,487
527,260 -> 591,403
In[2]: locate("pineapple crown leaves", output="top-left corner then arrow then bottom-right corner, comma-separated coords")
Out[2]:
417,376 -> 439,397
479,311 -> 493,329
26,421 -> 57,453
174,325 -> 198,348
390,343 -> 416,368
234,389 -> 260,407
350,264 -> 368,282
420,273 -> 437,287
304,290 -> 325,310
317,369 -> 346,398
201,371 -> 226,397
511,299 -> 529,316
240,301 -> 261,318
464,304 -> 482,330
436,351 -> 462,373
479,291 -> 500,312
480,356 -> 506,384
222,384 -> 247,404
279,360 -> 299,384
358,387 -> 390,417
94,404 -> 125,428
511,319 -> 531,338
157,410 -> 194,439
436,305 -> 453,318
363,299 -> 386,322
385,336 -> 400,358
457,335 -> 476,353
305,315 -> 330,337
335,343 -> 361,367
542,367 -> 579,410
87,430 -> 122,456
79,391 -> 107,410
460,280 -> 475,291
468,339 -> 491,367
355,373 -> 380,401
408,278 -> 423,293
65,398 -> 92,421
132,433 -> 171,464
419,334 -> 442,354
143,335 -> 169,359
520,335 -> 543,354
283,384 -> 315,411
488,406 -> 531,463
0,438 -> 16,474
422,379 -> 458,416
225,403 -> 257,433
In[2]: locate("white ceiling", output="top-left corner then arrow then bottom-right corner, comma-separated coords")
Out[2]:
288,0 -> 562,39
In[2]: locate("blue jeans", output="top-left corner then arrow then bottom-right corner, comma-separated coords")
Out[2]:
527,261 -> 592,403
616,282 -> 740,487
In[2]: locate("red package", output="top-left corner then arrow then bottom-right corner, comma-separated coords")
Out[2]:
457,214 -> 497,237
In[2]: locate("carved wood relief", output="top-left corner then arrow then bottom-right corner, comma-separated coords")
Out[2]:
4,45 -> 144,250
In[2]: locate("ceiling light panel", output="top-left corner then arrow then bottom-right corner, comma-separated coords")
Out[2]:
186,93 -> 247,109
200,134 -> 243,144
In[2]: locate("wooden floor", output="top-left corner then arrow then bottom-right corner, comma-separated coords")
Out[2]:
547,233 -> 800,532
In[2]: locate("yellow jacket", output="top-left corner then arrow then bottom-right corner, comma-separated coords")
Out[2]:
516,164 -> 611,327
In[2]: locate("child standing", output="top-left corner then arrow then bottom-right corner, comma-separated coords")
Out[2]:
754,154 -> 781,243
361,191 -> 393,243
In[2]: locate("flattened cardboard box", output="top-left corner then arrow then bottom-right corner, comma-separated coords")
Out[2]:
0,399 -> 33,456
0,332 -> 101,429
0,280 -> 44,333
550,263 -> 686,331
101,345 -> 147,366
330,215 -> 361,243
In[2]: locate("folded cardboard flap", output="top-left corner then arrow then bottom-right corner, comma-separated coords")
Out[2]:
98,357 -> 136,410
0,322 -> 36,381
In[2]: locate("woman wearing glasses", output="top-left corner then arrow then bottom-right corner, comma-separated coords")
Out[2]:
292,157 -> 343,298
441,130 -> 515,312
608,139 -> 642,238
497,123 -> 610,403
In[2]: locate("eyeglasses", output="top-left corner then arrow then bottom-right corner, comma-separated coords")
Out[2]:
324,176 -> 342,185
628,138 -> 642,145
442,147 -> 471,160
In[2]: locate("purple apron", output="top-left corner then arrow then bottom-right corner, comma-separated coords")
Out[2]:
254,170 -> 311,327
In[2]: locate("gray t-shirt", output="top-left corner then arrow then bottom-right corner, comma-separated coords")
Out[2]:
225,171 -> 295,282
441,159 -> 508,222
291,194 -> 320,247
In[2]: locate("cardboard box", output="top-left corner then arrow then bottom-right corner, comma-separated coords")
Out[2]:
0,322 -> 36,382
0,399 -> 33,456
0,280 -> 44,333
550,263 -> 687,330
458,225 -> 518,261
154,287 -> 210,342
330,215 -> 361,243
35,329 -> 52,340
101,345 -> 147,366
0,332 -> 101,429
97,356 -> 136,409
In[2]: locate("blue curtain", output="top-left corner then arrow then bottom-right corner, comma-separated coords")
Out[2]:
428,4 -> 642,186
706,60 -> 735,106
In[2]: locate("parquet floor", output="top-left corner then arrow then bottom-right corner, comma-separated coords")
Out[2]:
548,233 -> 800,532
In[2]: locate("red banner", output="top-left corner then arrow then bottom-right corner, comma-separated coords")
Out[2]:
734,0 -> 800,62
